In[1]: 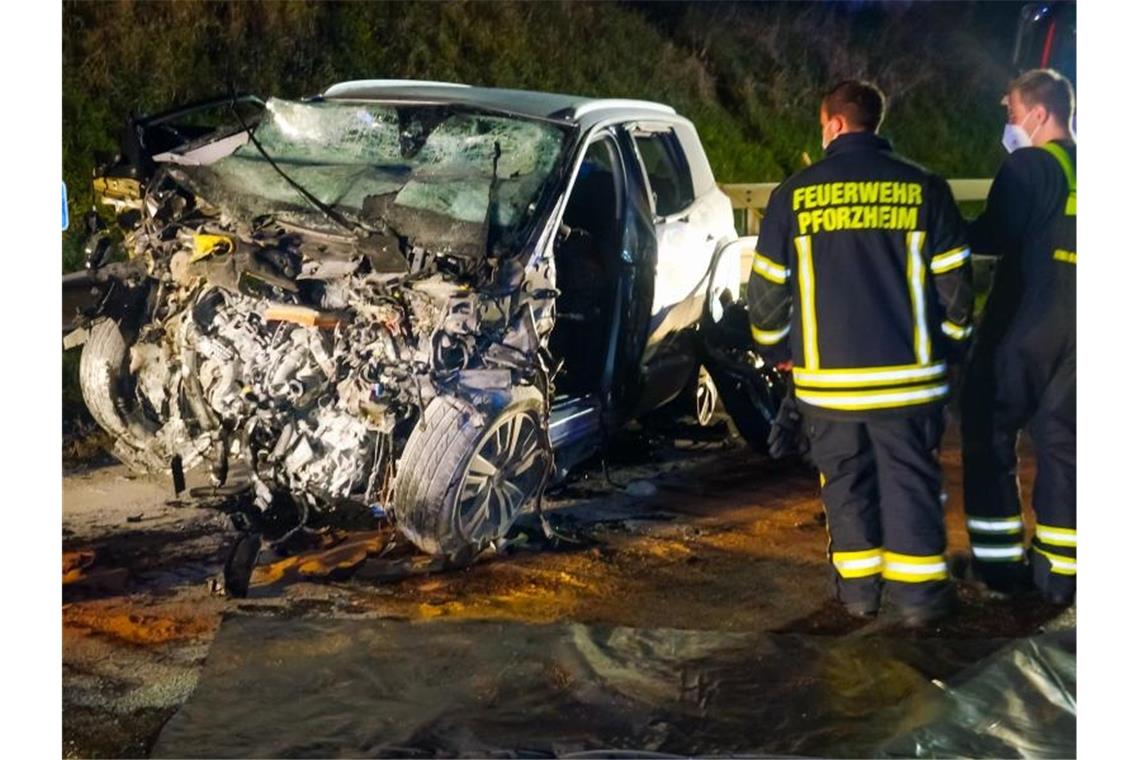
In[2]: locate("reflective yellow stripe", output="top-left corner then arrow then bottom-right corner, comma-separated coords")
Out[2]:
751,323 -> 790,346
1033,545 -> 1077,575
751,251 -> 790,284
884,552 -> 946,565
966,516 -> 1024,534
834,548 -> 883,562
1036,523 -> 1076,547
1041,143 -> 1076,216
930,245 -> 971,274
940,320 -> 972,340
836,565 -> 883,579
882,551 -> 948,583
795,235 -> 819,370
832,548 -> 883,579
796,382 -> 949,412
1042,143 -> 1075,188
906,231 -> 931,364
793,361 -> 946,389
1053,249 -> 1077,265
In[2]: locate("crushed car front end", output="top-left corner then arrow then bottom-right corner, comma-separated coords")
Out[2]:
65,94 -> 578,559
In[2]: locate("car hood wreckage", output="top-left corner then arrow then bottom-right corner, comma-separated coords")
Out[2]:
63,81 -> 788,579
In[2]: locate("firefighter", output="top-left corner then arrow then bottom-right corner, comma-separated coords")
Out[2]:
748,81 -> 973,625
960,69 -> 1076,606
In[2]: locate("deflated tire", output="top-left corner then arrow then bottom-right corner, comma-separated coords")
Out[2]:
392,386 -> 550,559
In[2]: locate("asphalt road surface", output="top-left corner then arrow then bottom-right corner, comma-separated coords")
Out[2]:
62,418 -> 1074,758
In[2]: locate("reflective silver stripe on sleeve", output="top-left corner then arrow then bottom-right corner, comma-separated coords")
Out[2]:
752,252 -> 790,284
930,245 -> 971,274
941,320 -> 973,340
752,323 -> 791,346
1037,528 -> 1077,547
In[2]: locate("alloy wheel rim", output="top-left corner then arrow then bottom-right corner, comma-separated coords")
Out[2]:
695,366 -> 718,426
455,410 -> 547,544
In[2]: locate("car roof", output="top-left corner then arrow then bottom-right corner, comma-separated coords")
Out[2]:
321,80 -> 678,127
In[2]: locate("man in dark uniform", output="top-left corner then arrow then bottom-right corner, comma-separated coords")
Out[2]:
960,69 -> 1076,605
748,81 -> 973,625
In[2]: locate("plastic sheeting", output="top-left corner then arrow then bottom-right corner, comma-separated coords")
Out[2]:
153,616 -> 1074,758
880,630 -> 1076,758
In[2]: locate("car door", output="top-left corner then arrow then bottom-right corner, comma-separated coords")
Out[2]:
628,124 -> 717,350
699,235 -> 793,453
623,123 -> 724,416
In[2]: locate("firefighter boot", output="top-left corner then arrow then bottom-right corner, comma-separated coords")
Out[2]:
898,581 -> 957,628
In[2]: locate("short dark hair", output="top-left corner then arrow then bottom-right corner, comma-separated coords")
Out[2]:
822,80 -> 886,133
1009,68 -> 1074,127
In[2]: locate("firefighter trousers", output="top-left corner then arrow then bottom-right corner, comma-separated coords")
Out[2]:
961,335 -> 1076,600
805,409 -> 950,609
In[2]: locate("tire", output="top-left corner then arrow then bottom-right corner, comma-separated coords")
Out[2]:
643,363 -> 720,429
79,318 -> 198,473
392,386 -> 550,558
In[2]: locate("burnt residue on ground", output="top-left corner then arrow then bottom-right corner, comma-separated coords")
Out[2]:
62,418 -> 1071,758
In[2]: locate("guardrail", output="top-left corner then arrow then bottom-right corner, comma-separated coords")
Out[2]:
721,178 -> 992,235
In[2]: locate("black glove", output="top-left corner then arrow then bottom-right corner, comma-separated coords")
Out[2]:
767,391 -> 805,460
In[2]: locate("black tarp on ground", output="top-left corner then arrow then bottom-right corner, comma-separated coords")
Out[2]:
153,616 -> 1075,758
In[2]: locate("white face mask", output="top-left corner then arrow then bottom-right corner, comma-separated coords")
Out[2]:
1002,112 -> 1042,153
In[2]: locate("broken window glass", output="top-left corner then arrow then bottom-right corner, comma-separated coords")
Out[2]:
173,98 -> 569,249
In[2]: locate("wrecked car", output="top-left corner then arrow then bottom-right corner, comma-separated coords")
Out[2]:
63,81 -> 786,562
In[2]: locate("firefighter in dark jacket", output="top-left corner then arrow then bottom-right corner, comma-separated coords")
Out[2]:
749,81 -> 973,624
960,69 -> 1076,606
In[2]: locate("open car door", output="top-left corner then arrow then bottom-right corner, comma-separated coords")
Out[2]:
699,236 -> 793,453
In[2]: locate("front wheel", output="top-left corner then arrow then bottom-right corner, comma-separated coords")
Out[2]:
78,318 -> 203,473
392,386 -> 551,559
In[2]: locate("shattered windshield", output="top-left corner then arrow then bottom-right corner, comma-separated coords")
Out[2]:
174,98 -> 569,253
